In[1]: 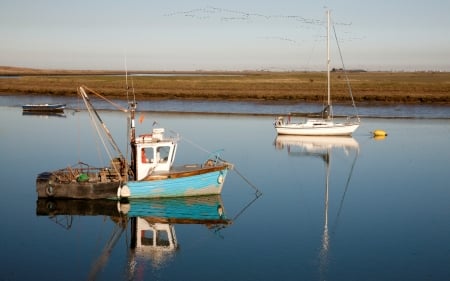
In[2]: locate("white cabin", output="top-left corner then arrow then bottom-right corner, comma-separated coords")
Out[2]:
135,128 -> 178,180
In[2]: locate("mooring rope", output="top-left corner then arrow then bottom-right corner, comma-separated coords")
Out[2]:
158,123 -> 262,195
233,166 -> 262,195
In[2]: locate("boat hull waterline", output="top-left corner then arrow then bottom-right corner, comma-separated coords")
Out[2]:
36,164 -> 230,200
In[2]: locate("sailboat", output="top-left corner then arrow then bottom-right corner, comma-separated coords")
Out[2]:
274,10 -> 360,136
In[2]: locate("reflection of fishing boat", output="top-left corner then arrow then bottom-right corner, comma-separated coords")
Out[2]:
274,135 -> 359,277
22,111 -> 66,118
125,196 -> 230,272
22,103 -> 66,112
36,86 -> 232,199
36,195 -> 231,278
119,195 -> 229,224
36,195 -> 230,224
274,10 -> 360,136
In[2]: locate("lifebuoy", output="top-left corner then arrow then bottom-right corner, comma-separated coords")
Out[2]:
46,185 -> 54,196
217,174 -> 224,184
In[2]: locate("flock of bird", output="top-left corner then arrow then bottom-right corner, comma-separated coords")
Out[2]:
165,6 -> 325,25
164,6 -> 361,45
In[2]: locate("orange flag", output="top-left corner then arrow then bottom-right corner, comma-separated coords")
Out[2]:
139,114 -> 145,124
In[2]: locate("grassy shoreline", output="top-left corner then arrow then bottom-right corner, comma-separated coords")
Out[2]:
1,66 -> 449,104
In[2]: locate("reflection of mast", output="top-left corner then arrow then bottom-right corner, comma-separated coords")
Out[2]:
319,147 -> 330,276
274,135 -> 359,278
87,218 -> 127,281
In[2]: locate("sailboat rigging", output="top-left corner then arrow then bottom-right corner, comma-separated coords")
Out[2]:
274,10 -> 360,136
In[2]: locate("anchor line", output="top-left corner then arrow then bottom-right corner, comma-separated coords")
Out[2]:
154,124 -> 262,195
233,166 -> 262,195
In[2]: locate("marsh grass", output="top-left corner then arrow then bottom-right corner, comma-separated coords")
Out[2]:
1,67 -> 449,104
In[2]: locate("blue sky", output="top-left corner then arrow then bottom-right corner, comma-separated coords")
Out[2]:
1,0 -> 449,71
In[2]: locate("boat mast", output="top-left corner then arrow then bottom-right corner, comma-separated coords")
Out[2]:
129,100 -> 137,180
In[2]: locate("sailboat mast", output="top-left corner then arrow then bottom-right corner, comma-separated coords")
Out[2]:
327,10 -> 331,107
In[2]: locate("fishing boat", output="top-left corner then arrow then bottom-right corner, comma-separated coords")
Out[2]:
22,103 -> 66,112
274,10 -> 360,136
36,86 -> 232,199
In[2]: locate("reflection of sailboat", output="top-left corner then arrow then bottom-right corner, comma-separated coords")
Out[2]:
36,195 -> 231,278
275,135 -> 359,156
274,135 -> 359,277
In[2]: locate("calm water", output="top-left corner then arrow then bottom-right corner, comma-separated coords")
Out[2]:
1,103 -> 450,281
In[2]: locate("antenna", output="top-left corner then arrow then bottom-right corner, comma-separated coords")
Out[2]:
124,55 -> 130,101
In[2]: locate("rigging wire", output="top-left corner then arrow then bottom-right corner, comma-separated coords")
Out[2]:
82,85 -> 128,113
78,87 -> 125,176
79,88 -> 114,167
332,23 -> 360,121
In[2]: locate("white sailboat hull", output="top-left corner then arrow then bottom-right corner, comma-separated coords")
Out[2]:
275,119 -> 359,136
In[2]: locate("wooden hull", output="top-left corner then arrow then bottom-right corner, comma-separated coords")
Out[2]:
36,172 -> 121,199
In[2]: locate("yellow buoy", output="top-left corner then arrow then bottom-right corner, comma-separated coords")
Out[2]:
373,129 -> 387,137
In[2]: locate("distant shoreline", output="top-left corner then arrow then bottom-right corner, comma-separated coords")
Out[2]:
1,66 -> 449,104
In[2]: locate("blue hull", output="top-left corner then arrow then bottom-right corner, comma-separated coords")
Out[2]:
127,168 -> 228,198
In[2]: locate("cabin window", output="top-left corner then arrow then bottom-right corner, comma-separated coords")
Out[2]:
141,148 -> 154,163
156,146 -> 170,163
141,230 -> 171,247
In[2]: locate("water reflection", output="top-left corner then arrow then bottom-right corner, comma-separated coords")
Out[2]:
36,195 -> 230,278
22,111 -> 66,118
274,136 -> 359,278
